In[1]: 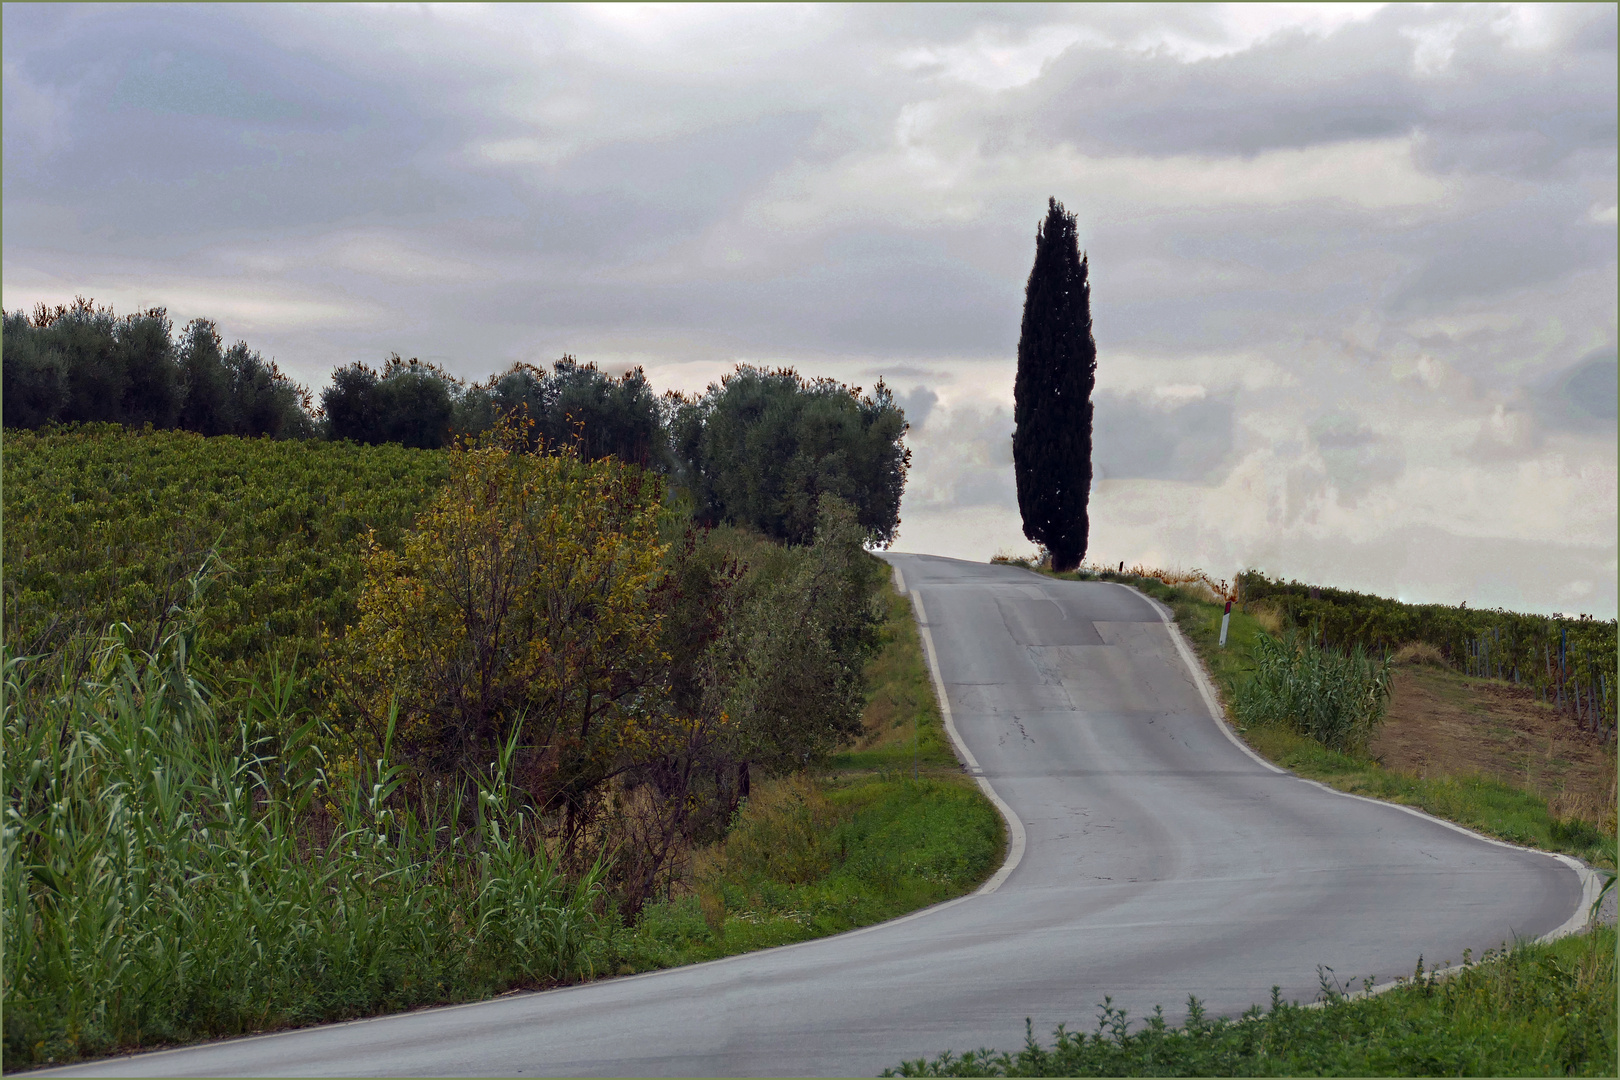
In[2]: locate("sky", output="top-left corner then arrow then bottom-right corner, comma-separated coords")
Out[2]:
4,2 -> 1616,617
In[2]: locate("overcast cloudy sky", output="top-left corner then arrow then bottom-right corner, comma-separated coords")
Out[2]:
5,3 -> 1615,616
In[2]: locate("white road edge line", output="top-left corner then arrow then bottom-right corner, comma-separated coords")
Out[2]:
1123,582 -> 1604,960
1127,583 -> 1286,775
909,585 -> 1028,895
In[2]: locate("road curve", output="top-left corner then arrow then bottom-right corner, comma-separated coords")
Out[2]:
48,554 -> 1592,1078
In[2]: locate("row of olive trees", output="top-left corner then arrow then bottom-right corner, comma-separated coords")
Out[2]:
314,358 -> 911,546
2,300 -> 315,438
2,299 -> 910,546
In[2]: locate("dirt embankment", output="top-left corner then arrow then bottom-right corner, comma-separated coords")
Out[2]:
1372,662 -> 1617,829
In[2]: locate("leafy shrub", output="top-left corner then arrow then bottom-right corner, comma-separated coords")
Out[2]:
714,497 -> 889,777
671,365 -> 910,546
2,299 -> 314,438
1238,570 -> 1616,722
321,355 -> 459,449
1233,628 -> 1392,753
321,417 -> 673,836
456,357 -> 672,469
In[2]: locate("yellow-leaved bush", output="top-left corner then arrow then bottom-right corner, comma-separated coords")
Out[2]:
323,417 -> 682,855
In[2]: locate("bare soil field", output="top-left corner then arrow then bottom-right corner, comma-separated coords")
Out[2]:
1372,662 -> 1618,831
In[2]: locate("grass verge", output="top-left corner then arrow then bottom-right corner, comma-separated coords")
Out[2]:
886,923 -> 1617,1076
607,580 -> 1003,972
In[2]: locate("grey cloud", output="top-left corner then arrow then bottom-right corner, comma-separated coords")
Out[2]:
508,112 -> 823,262
1242,522 -> 1616,618
865,364 -> 949,381
454,226 -> 1020,356
1013,5 -> 1616,176
904,405 -> 1015,512
1385,187 -> 1616,313
1530,348 -> 1620,434
1308,412 -> 1405,499
896,385 -> 938,431
1092,389 -> 1237,484
2,7 -> 449,247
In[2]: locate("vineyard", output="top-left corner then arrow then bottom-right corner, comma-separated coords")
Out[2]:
3,423 -> 450,685
1236,571 -> 1618,741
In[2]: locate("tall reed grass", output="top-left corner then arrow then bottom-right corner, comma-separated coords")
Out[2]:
2,622 -> 604,1070
1233,628 -> 1393,754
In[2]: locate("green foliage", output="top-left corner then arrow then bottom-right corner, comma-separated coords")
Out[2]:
1233,628 -> 1393,753
671,365 -> 910,546
320,355 -> 459,449
715,497 -> 889,775
2,424 -> 449,685
324,421 -> 668,770
1013,197 -> 1095,573
614,570 -> 1001,971
886,926 -> 1617,1077
1,298 -> 314,438
456,357 -> 672,469
613,774 -> 1002,972
1,625 -> 608,1072
1239,570 -> 1617,732
323,419 -> 682,887
826,586 -> 958,773
1,525 -> 999,1068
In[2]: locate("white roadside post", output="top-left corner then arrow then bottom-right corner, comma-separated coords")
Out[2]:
1219,598 -> 1232,648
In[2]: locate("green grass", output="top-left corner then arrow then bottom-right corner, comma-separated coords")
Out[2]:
611,773 -> 1001,971
608,578 -> 1004,972
886,924 -> 1617,1076
826,586 -> 960,773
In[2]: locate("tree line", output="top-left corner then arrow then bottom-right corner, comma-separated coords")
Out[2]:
2,297 -> 910,546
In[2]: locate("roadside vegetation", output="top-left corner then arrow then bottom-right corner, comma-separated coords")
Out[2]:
614,585 -> 1000,972
1,385 -> 992,1069
888,923 -> 1617,1077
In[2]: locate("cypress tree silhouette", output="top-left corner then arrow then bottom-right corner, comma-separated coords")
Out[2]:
1013,198 -> 1096,573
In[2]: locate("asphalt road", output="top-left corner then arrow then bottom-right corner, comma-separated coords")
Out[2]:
50,553 -> 1595,1078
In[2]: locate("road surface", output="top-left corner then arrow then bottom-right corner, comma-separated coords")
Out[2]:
48,554 -> 1594,1077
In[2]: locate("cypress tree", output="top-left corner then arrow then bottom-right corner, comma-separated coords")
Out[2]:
1013,197 -> 1096,573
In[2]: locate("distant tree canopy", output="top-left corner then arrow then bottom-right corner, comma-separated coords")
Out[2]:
3,299 -> 313,439
4,300 -> 914,547
671,366 -> 910,547
458,357 -> 670,468
321,355 -> 458,450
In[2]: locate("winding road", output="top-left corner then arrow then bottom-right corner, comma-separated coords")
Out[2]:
51,554 -> 1595,1077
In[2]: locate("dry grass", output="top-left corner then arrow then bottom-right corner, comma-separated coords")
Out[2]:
1244,600 -> 1286,636
1073,560 -> 1236,604
1391,641 -> 1451,668
687,775 -> 841,893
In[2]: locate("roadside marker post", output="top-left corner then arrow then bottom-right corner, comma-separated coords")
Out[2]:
1219,599 -> 1232,648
